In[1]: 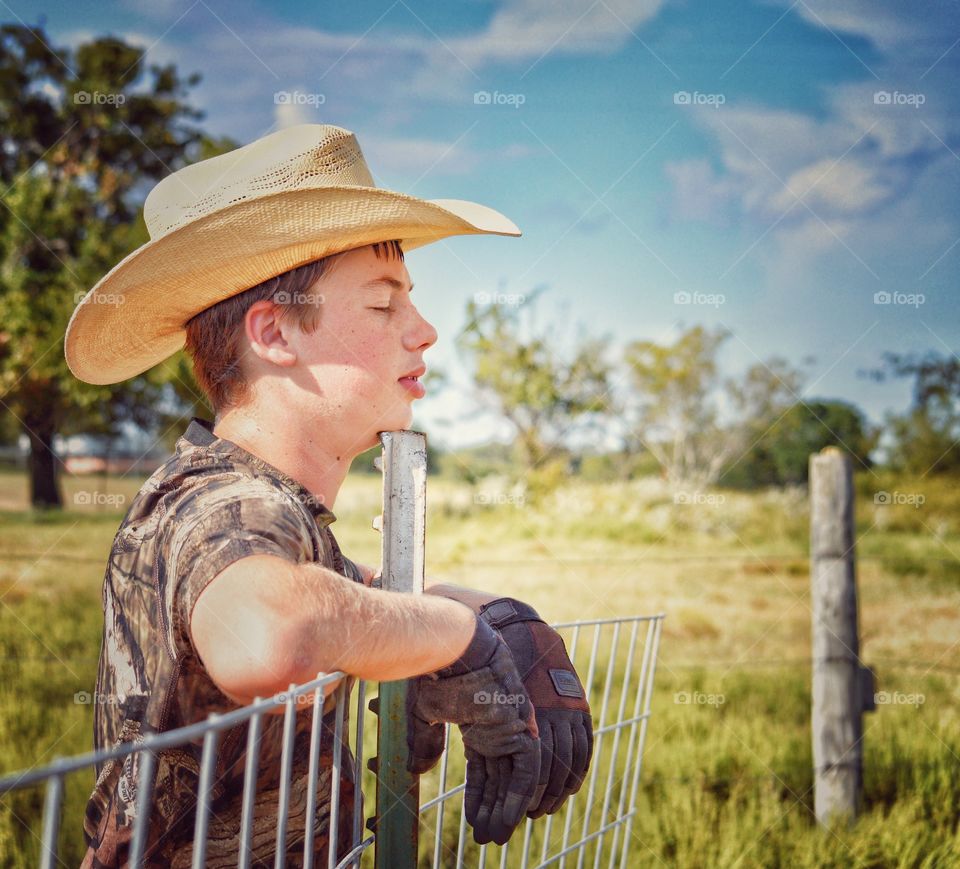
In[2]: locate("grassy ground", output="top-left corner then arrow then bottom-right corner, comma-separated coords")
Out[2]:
0,467 -> 958,866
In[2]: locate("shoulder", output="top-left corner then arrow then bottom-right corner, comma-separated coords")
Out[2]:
162,469 -> 316,557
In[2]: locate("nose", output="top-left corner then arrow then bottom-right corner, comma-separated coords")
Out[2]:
404,303 -> 438,352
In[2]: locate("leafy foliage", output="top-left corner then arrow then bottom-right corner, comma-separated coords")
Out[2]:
0,24 -> 220,506
457,291 -> 612,490
722,399 -> 878,487
867,351 -> 960,475
623,327 -> 815,487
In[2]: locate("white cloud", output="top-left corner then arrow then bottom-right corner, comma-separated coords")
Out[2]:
56,0 -> 672,135
673,83 -> 954,227
662,0 -> 960,334
57,28 -> 183,69
668,0 -> 960,235
769,156 -> 892,215
400,0 -> 666,100
764,0 -> 958,53
663,158 -> 736,224
826,81 -> 948,159
273,98 -> 319,130
451,0 -> 666,67
363,134 -> 536,179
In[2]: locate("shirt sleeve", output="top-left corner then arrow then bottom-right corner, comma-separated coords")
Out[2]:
158,476 -> 317,658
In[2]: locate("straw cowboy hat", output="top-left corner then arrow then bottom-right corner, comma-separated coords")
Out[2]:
64,123 -> 521,385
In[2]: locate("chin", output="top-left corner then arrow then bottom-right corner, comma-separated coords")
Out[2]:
361,416 -> 414,447
382,408 -> 415,433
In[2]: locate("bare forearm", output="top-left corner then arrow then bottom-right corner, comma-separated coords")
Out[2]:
287,563 -> 476,682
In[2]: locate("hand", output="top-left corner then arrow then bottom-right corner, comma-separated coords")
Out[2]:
454,596 -> 593,818
406,617 -> 541,844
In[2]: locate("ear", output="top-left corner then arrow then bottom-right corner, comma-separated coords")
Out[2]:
243,300 -> 298,367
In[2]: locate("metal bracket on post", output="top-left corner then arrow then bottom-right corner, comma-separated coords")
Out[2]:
370,430 -> 427,869
859,665 -> 877,713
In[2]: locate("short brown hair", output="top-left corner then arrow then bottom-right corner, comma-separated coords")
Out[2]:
185,240 -> 404,413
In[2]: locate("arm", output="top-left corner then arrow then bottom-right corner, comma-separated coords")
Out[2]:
191,551 -> 542,842
424,577 -> 498,609
190,554 -> 476,706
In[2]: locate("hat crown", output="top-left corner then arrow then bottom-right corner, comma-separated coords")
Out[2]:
143,124 -> 376,239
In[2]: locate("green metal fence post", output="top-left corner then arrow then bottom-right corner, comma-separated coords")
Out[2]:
373,431 -> 427,869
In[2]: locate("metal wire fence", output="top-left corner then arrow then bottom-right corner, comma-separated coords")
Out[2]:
0,612 -> 663,868
412,614 -> 664,869
0,671 -> 365,868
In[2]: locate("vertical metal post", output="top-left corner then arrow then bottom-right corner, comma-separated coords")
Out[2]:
129,749 -> 157,868
39,769 -> 63,869
810,447 -> 871,825
239,708 -> 264,869
275,687 -> 298,867
374,430 -> 427,869
193,724 -> 220,869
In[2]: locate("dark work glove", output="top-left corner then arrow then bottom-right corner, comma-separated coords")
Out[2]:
480,597 -> 593,818
450,596 -> 593,818
407,617 -> 541,845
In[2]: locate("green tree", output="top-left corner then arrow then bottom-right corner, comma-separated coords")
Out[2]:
720,356 -> 808,487
724,399 -> 876,487
624,326 -> 729,485
457,291 -> 612,481
0,24 -> 213,507
624,326 -> 731,486
625,327 -> 812,487
868,351 -> 960,475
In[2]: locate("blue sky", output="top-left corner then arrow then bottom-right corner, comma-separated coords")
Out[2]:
19,0 -> 960,448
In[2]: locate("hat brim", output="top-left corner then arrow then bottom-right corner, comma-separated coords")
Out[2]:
64,186 -> 520,385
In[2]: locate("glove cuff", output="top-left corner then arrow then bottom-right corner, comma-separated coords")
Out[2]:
478,597 -> 543,630
434,616 -> 500,677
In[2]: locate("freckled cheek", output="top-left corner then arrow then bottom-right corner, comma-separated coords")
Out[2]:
332,353 -> 397,404
314,322 -> 398,404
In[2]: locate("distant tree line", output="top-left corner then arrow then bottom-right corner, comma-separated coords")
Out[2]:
456,301 -> 955,491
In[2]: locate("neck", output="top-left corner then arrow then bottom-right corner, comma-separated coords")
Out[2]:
212,403 -> 357,510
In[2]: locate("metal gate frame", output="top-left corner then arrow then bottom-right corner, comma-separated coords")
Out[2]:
0,431 -> 665,867
0,611 -> 663,868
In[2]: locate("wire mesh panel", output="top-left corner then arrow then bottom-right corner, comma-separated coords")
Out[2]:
0,613 -> 662,868
0,672 -> 375,869
411,614 -> 665,869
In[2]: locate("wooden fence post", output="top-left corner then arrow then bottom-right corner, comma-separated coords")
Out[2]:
809,446 -> 874,825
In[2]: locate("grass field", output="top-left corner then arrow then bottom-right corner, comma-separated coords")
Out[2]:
0,467 -> 958,866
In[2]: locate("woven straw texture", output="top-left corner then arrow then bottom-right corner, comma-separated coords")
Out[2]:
65,124 -> 519,385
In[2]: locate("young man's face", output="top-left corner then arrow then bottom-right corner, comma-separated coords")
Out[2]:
283,244 -> 438,454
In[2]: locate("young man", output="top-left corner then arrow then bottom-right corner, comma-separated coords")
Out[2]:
66,124 -> 592,866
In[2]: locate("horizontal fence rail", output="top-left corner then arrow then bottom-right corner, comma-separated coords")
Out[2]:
0,613 -> 664,868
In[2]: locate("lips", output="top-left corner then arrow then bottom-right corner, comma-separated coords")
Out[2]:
399,365 -> 427,398
399,365 -> 426,381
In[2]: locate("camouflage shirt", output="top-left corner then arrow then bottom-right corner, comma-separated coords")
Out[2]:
82,417 -> 366,868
